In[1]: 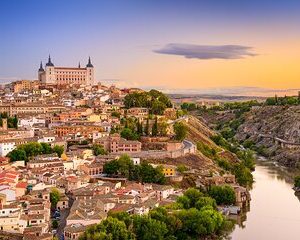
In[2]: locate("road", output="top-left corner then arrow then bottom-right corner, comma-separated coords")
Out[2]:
56,208 -> 70,239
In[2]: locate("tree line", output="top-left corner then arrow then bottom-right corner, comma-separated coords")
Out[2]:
79,188 -> 234,240
7,142 -> 64,162
124,89 -> 172,115
265,94 -> 300,106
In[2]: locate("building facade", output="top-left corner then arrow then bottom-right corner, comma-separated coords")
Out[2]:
38,56 -> 94,86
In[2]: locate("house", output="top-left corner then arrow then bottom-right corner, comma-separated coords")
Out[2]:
133,199 -> 159,215
0,171 -> 19,186
152,184 -> 174,200
126,108 -> 149,121
64,223 -> 90,240
72,182 -> 111,200
0,203 -> 21,233
15,182 -> 28,197
66,199 -> 107,226
80,161 -> 104,177
232,185 -> 251,208
57,194 -> 69,210
96,133 -> 141,154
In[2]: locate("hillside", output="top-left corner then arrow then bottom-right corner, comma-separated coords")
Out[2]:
235,105 -> 300,168
150,115 -> 240,172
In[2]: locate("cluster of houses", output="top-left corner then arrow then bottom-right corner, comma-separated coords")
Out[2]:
0,81 -> 250,239
0,152 -> 181,240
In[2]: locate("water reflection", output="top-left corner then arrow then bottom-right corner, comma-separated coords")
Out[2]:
230,160 -> 300,240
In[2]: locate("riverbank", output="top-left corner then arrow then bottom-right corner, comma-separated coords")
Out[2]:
230,159 -> 300,240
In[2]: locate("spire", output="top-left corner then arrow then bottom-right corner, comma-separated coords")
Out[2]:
39,61 -> 44,72
78,62 -> 81,68
86,56 -> 93,68
46,54 -> 54,67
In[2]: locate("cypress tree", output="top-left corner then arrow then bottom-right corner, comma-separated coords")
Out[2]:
152,117 -> 158,136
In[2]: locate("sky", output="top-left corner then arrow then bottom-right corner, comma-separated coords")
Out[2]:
0,0 -> 300,94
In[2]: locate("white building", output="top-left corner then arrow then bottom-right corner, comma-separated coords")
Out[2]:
18,117 -> 46,128
0,141 -> 16,157
38,136 -> 56,143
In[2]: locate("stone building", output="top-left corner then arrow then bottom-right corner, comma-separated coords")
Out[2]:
38,56 -> 94,86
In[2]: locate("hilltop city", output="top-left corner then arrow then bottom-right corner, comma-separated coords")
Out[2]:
0,58 -> 251,240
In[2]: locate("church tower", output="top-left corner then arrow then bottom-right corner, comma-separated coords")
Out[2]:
38,61 -> 45,82
45,55 -> 55,84
86,56 -> 94,85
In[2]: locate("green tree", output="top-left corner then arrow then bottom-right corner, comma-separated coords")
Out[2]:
52,145 -> 64,157
41,143 -> 53,154
145,118 -> 150,135
233,163 -> 254,187
7,148 -> 27,162
195,197 -> 217,210
152,117 -> 158,136
158,121 -> 168,136
236,149 -> 255,171
23,142 -> 43,157
208,185 -> 236,205
121,128 -> 139,140
176,208 -> 224,238
103,159 -> 120,175
176,195 -> 191,209
93,144 -> 107,156
50,188 -> 61,209
80,217 -> 134,240
118,154 -> 134,178
137,120 -> 143,135
173,122 -> 187,141
151,99 -> 167,115
183,188 -> 204,207
132,215 -> 168,240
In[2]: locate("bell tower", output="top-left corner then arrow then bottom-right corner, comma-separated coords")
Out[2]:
45,55 -> 55,84
86,56 -> 94,85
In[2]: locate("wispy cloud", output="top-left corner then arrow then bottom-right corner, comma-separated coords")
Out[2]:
153,43 -> 257,60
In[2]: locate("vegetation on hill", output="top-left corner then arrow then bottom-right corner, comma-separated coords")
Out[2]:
79,188 -> 233,240
265,94 -> 300,106
196,138 -> 254,187
118,116 -> 169,140
124,89 -> 172,115
103,154 -> 166,184
7,142 -> 64,162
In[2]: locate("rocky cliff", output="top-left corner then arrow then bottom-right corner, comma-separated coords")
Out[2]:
235,105 -> 300,168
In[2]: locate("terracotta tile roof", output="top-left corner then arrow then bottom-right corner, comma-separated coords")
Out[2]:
16,182 -> 28,188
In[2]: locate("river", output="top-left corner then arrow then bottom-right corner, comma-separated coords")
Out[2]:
230,160 -> 300,240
